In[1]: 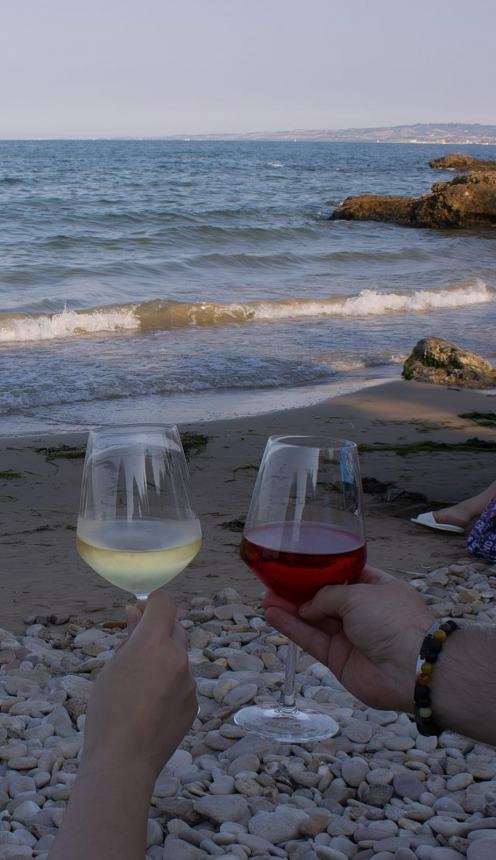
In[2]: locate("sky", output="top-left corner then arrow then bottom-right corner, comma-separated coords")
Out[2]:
1,0 -> 494,138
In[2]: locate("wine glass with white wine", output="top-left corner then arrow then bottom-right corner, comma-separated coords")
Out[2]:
76,425 -> 201,600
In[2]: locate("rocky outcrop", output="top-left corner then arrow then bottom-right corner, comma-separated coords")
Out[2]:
402,337 -> 496,388
330,172 -> 496,228
329,195 -> 413,225
429,153 -> 496,171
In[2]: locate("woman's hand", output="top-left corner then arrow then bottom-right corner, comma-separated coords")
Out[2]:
264,565 -> 434,713
81,589 -> 197,784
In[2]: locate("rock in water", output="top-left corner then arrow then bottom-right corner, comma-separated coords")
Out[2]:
402,337 -> 496,388
330,194 -> 413,225
429,153 -> 496,171
330,172 -> 496,228
413,172 -> 496,228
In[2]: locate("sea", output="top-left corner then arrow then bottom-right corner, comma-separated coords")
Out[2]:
1,139 -> 495,434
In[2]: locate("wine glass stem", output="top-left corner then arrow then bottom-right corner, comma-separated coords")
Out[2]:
280,640 -> 297,710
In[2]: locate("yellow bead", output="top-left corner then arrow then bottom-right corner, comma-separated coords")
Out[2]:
433,630 -> 447,641
421,662 -> 433,674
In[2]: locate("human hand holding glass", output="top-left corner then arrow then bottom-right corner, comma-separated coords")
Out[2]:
76,425 -> 201,600
237,435 -> 366,742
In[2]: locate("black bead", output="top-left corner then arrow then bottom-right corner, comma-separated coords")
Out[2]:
420,638 -> 441,659
414,683 -> 431,705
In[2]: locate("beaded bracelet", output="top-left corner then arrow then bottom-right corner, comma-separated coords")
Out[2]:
414,619 -> 459,736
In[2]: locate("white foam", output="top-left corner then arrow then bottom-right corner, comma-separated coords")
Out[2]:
0,307 -> 139,343
253,280 -> 493,321
0,280 -> 492,344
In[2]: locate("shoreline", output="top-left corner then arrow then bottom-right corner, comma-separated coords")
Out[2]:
1,379 -> 495,631
0,371 -> 399,439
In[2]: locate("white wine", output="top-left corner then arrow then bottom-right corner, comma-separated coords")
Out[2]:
76,518 -> 202,597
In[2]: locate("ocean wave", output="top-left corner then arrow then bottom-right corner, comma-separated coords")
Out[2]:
0,306 -> 137,343
0,280 -> 492,344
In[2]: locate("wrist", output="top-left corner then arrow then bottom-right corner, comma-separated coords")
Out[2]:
79,749 -> 156,791
397,610 -> 436,714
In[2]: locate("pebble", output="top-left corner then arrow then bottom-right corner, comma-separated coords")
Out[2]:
353,821 -> 398,843
223,684 -> 258,709
248,806 -> 309,843
341,757 -> 369,788
428,816 -> 465,837
227,653 -> 264,673
60,675 -> 94,703
209,776 -> 235,795
194,795 -> 249,824
11,801 -> 40,825
227,754 -> 260,776
164,749 -> 193,776
234,776 -> 261,796
416,849 -> 466,860
367,767 -> 394,786
299,812 -> 332,836
237,832 -> 286,856
161,837 -> 207,859
468,830 -> 496,842
393,773 -> 424,800
467,840 -> 496,860
146,819 -> 163,847
395,850 -> 417,860
343,719 -> 373,745
315,848 -> 349,860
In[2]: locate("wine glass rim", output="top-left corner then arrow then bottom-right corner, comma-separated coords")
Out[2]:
88,423 -> 179,437
267,434 -> 357,450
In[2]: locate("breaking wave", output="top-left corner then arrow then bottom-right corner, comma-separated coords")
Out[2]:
0,279 -> 492,344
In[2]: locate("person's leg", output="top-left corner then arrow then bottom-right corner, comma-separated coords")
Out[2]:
433,479 -> 496,528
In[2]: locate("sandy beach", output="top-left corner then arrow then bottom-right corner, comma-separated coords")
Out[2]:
0,379 -> 495,631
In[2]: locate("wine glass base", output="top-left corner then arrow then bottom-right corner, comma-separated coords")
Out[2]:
234,704 -> 339,743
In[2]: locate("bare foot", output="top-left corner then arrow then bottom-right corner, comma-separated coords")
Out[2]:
433,506 -> 472,529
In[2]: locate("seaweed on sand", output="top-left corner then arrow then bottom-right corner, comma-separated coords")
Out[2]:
358,437 -> 496,456
459,412 -> 496,427
34,433 -> 209,462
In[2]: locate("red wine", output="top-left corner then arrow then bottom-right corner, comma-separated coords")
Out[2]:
240,522 -> 366,606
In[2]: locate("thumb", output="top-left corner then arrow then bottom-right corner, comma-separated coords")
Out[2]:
299,583 -> 362,622
140,588 -> 177,636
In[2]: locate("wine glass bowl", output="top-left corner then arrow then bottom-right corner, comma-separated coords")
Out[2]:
76,424 -> 201,600
236,434 -> 366,742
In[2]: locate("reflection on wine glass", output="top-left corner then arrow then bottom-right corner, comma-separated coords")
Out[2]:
77,425 -> 201,600
236,435 -> 366,743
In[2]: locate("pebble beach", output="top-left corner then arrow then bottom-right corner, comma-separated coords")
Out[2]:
1,555 -> 496,860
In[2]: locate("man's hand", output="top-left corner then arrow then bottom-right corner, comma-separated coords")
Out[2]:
264,565 -> 434,713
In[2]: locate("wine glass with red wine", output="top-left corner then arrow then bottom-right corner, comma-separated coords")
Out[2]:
236,435 -> 366,742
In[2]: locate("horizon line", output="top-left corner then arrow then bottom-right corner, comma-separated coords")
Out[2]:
1,121 -> 496,142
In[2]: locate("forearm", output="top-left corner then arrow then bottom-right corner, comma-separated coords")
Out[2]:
49,763 -> 154,860
431,626 -> 496,746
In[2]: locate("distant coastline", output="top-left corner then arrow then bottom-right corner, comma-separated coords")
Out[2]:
2,122 -> 496,144
168,122 -> 496,145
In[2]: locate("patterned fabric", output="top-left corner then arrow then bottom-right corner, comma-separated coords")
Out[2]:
466,496 -> 496,562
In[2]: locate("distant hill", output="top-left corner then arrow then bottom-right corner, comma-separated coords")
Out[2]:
172,123 -> 496,144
